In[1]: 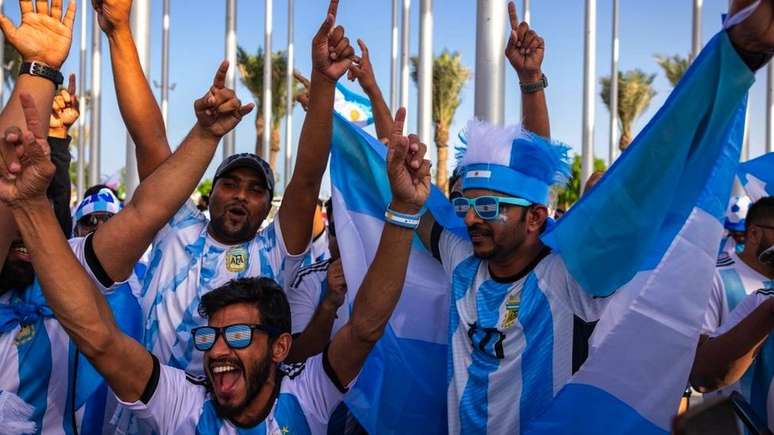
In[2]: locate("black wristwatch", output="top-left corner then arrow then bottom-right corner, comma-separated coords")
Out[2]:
19,61 -> 64,86
520,74 -> 548,94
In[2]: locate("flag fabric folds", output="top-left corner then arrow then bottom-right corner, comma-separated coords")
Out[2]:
334,83 -> 375,127
738,152 -> 774,202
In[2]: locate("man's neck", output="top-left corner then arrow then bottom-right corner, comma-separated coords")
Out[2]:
230,373 -> 281,428
206,224 -> 251,247
488,239 -> 547,282
738,248 -> 774,280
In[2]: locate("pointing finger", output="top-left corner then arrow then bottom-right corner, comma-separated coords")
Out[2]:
67,73 -> 76,96
508,1 -> 519,30
212,60 -> 229,89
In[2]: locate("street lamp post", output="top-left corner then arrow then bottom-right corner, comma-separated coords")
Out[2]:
474,0 -> 505,125
581,0 -> 596,193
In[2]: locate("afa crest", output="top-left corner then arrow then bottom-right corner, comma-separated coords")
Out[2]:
225,247 -> 249,273
501,293 -> 520,329
14,324 -> 35,346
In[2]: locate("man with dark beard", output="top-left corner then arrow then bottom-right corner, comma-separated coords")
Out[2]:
0,88 -> 431,433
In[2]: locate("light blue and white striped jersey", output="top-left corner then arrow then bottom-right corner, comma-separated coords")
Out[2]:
141,201 -> 306,377
119,353 -> 349,435
302,229 -> 330,267
714,287 -> 774,431
286,259 -> 348,337
702,251 -> 770,333
438,230 -> 609,435
0,237 -> 112,435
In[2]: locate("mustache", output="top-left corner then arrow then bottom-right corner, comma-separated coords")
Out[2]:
208,357 -> 244,373
467,224 -> 492,236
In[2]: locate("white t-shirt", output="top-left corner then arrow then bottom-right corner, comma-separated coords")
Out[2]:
141,201 -> 307,376
702,252 -> 770,333
119,352 -> 351,435
438,230 -> 609,435
286,259 -> 349,337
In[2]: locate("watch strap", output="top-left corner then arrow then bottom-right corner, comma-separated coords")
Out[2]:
520,74 -> 548,94
19,61 -> 64,86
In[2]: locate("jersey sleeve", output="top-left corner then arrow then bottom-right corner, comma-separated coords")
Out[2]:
539,253 -> 610,322
714,290 -> 772,337
437,229 -> 474,278
116,358 -> 205,434
282,351 -> 353,427
68,236 -> 122,294
286,265 -> 325,335
701,271 -> 726,334
262,215 -> 309,288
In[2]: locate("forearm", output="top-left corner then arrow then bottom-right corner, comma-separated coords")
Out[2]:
691,300 -> 774,391
365,86 -> 393,142
93,124 -> 219,281
1,75 -> 56,138
286,301 -> 339,363
0,203 -> 16,266
520,84 -> 550,137
107,28 -> 171,181
46,136 -> 73,238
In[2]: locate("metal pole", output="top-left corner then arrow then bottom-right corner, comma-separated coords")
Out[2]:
284,0 -> 294,189
742,104 -> 751,161
124,0 -> 151,201
161,0 -> 170,125
390,0 -> 399,112
608,0 -> 619,164
77,0 -> 86,198
262,0 -> 272,165
691,0 -> 702,61
417,0 -> 432,148
581,0 -> 596,193
767,61 -> 774,153
522,0 -> 530,25
224,0 -> 237,158
399,0 -> 410,125
89,11 -> 102,187
474,0 -> 505,125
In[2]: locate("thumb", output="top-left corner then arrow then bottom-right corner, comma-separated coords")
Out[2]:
0,15 -> 17,42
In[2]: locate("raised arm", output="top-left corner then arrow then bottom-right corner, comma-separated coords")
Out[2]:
47,75 -> 79,237
506,1 -> 549,137
0,94 -> 153,402
94,0 -> 171,180
348,39 -> 393,142
92,62 -> 253,282
277,0 -> 353,255
327,108 -> 431,385
0,0 -> 76,261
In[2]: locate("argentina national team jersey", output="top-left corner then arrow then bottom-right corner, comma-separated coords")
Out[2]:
286,259 -> 349,337
118,352 -> 351,435
0,237 -> 115,434
437,231 -> 608,434
141,201 -> 307,377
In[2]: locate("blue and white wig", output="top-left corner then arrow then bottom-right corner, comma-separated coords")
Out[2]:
73,188 -> 123,224
459,119 -> 571,205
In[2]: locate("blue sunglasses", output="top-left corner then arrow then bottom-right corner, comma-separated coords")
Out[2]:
191,323 -> 279,351
452,195 -> 532,220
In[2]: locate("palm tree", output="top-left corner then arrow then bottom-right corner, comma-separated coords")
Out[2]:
654,54 -> 690,88
411,50 -> 470,195
554,155 -> 607,210
236,47 -> 301,169
600,69 -> 656,151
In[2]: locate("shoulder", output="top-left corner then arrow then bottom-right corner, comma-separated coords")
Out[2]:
716,252 -> 735,268
289,259 -> 332,290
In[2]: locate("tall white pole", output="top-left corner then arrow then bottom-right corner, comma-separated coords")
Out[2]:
581,0 -> 596,193
742,104 -> 751,161
417,0 -> 432,148
284,0 -> 294,189
474,0 -> 505,125
124,0 -> 151,201
224,0 -> 237,158
161,0 -> 170,125
262,0 -> 272,165
89,11 -> 102,187
390,0 -> 399,112
691,0 -> 702,61
399,0 -> 410,124
608,0 -> 619,165
522,0 -> 530,25
77,0 -> 87,198
767,61 -> 774,153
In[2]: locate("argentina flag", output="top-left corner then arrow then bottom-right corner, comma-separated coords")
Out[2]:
330,112 -> 464,434
334,83 -> 374,127
527,27 -> 753,434
738,152 -> 774,202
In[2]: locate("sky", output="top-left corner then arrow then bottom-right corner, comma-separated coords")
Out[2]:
5,0 -> 770,196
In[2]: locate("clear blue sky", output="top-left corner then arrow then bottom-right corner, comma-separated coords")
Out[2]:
6,0 -> 769,195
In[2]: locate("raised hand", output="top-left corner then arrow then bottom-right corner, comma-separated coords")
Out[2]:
49,74 -> 79,137
311,0 -> 355,83
194,61 -> 255,138
92,0 -> 132,34
504,1 -> 544,83
324,258 -> 347,309
386,108 -> 431,213
348,39 -> 379,95
293,70 -> 311,112
0,0 -> 77,69
728,0 -> 774,55
0,93 -> 55,206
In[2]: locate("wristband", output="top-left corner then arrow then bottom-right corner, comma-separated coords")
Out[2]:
519,73 -> 548,94
384,206 -> 423,229
19,61 -> 64,86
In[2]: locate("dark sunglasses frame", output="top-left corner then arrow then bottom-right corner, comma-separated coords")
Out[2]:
191,323 -> 279,352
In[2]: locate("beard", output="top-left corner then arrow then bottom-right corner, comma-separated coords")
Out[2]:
211,351 -> 273,420
0,260 -> 35,292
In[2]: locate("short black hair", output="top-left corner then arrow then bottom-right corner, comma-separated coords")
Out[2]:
199,277 -> 291,335
324,199 -> 335,237
746,197 -> 774,233
83,184 -> 121,200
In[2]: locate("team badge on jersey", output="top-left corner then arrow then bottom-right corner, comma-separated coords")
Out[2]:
501,293 -> 520,329
14,324 -> 35,346
226,246 -> 249,272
